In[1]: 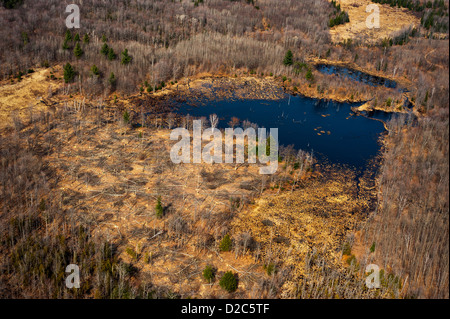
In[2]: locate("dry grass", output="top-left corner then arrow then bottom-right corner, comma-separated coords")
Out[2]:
231,166 -> 377,297
329,0 -> 420,44
0,78 -> 377,298
0,67 -> 64,130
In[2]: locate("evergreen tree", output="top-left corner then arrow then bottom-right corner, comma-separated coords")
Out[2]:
202,265 -> 215,283
123,110 -> 130,124
21,31 -> 29,45
83,33 -> 90,44
121,48 -> 132,65
219,271 -> 238,293
219,234 -> 232,252
101,34 -> 107,42
100,43 -> 109,56
90,64 -> 100,77
74,33 -> 80,42
283,50 -> 293,66
64,30 -> 72,42
306,68 -> 314,82
2,0 -> 24,9
63,63 -> 75,83
155,196 -> 163,218
108,72 -> 116,87
62,39 -> 70,50
74,42 -> 83,58
107,47 -> 116,60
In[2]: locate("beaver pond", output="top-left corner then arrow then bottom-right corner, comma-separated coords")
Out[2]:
176,94 -> 392,171
315,64 -> 406,91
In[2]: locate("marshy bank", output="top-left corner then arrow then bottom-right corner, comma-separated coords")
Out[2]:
175,93 -> 391,172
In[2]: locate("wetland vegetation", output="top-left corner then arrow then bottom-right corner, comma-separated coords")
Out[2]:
0,0 -> 448,300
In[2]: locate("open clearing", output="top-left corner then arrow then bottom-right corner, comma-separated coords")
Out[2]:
0,67 -> 63,130
329,0 -> 420,44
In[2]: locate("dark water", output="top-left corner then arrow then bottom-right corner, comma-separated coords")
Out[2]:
176,95 -> 391,170
316,64 -> 405,91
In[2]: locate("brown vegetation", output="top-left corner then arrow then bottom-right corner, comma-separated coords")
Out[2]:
1,0 -> 447,111
329,0 -> 420,44
0,0 -> 448,299
358,108 -> 449,298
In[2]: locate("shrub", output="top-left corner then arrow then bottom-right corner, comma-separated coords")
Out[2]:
219,271 -> 238,292
293,62 -> 307,75
306,68 -> 314,82
202,265 -> 215,283
62,39 -> 69,50
123,110 -> 130,124
19,31 -> 27,45
16,71 -> 23,81
386,98 -> 392,107
155,196 -> 163,218
283,50 -> 293,66
108,72 -> 116,86
2,0 -> 24,9
64,30 -> 72,42
121,48 -> 132,65
91,65 -> 100,77
107,48 -> 116,60
125,247 -> 137,260
144,252 -> 151,264
101,43 -> 109,56
63,63 -> 75,83
342,242 -> 352,256
219,234 -> 232,252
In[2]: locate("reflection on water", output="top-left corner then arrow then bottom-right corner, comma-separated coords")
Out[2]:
316,64 -> 407,92
176,95 -> 391,171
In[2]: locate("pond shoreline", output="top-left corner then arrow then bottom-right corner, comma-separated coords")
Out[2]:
140,71 -> 417,119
